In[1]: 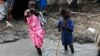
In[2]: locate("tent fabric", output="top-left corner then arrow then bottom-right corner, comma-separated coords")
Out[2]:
39,0 -> 47,10
0,4 -> 5,21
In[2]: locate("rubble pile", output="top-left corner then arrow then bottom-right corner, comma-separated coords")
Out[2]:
0,21 -> 28,43
46,12 -> 100,44
80,2 -> 100,14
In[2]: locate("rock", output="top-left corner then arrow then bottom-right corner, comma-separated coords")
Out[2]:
0,30 -> 19,43
74,27 -> 99,43
0,21 -> 28,43
3,34 -> 19,42
83,28 -> 96,41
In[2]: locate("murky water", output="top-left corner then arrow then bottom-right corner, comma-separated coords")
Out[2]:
42,38 -> 97,56
0,38 -> 97,56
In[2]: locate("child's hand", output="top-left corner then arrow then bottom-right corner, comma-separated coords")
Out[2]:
61,24 -> 66,29
24,9 -> 30,17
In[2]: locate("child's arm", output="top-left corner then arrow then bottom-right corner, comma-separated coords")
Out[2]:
57,20 -> 62,32
65,19 -> 74,32
24,9 -> 30,23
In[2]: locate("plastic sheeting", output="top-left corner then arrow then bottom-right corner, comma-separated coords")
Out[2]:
39,0 -> 47,10
0,4 -> 5,21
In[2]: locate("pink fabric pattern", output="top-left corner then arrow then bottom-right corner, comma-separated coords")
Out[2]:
27,14 -> 45,48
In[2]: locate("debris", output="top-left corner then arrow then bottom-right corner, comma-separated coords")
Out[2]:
6,21 -> 14,28
87,27 -> 96,33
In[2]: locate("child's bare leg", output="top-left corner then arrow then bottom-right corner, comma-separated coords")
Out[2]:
64,45 -> 68,51
35,46 -> 42,56
69,45 -> 74,54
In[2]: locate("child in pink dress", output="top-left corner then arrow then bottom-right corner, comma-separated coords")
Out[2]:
26,9 -> 45,56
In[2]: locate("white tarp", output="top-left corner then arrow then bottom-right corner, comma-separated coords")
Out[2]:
67,0 -> 72,5
87,27 -> 96,33
0,4 -> 5,21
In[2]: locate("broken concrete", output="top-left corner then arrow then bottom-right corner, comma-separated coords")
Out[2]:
0,21 -> 28,43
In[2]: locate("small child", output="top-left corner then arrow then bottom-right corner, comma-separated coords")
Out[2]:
26,9 -> 45,56
57,8 -> 74,54
7,0 -> 14,22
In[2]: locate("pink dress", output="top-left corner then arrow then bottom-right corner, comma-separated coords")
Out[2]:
27,14 -> 45,48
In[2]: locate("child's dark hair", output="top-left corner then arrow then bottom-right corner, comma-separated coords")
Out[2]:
28,0 -> 36,8
61,8 -> 71,16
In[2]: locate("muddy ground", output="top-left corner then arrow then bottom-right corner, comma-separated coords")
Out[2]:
0,38 -> 97,56
0,17 -> 98,56
0,2 -> 100,56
